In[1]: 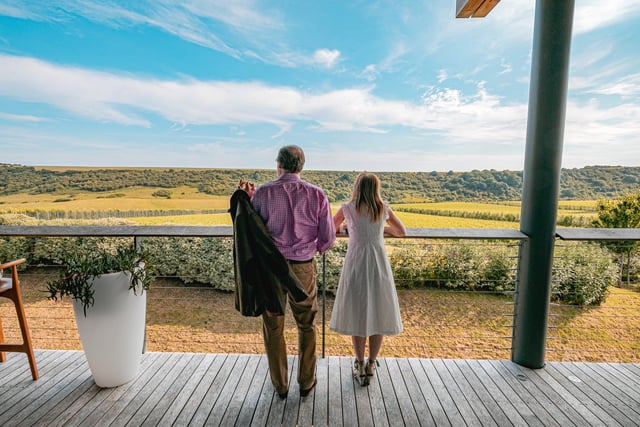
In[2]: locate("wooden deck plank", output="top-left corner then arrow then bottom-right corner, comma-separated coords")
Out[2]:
352,360 -> 374,427
281,355 -> 301,427
544,362 -> 627,426
311,355 -> 329,427
47,376 -> 100,427
442,359 -> 497,426
172,353 -> 225,425
431,358 -> 482,426
17,365 -> 92,426
601,362 -> 640,389
407,358 -> 449,426
100,352 -> 181,426
487,360 -> 562,426
520,362 -> 603,426
419,358 -> 466,426
127,352 -> 196,425
67,352 -> 161,427
367,360 -> 390,427
10,354 -> 89,426
622,363 -> 640,381
499,360 -> 580,426
461,360 -> 528,427
1,351 -> 639,426
0,350 -> 55,394
386,357 -> 420,425
141,352 -> 208,426
339,355 -> 359,426
265,354 -> 295,426
397,358 -> 434,426
377,358 -> 405,426
244,356 -> 273,426
476,359 -> 545,426
189,353 -> 239,425
569,362 -> 640,421
297,355 -> 316,426
210,354 -> 255,426
574,362 -> 640,414
0,350 -> 83,424
233,354 -> 269,426
327,356 -> 343,426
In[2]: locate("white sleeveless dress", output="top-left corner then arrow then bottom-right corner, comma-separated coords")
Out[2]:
329,201 -> 403,337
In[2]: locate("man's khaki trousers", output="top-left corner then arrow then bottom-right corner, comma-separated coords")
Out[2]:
262,260 -> 318,395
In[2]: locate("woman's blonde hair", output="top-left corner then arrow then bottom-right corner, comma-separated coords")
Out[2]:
351,172 -> 384,223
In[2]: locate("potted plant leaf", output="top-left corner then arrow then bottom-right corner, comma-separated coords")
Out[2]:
47,245 -> 154,388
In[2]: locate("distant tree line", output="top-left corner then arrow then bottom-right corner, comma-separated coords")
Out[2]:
2,163 -> 640,203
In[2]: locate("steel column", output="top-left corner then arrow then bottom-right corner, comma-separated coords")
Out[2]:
512,0 -> 575,368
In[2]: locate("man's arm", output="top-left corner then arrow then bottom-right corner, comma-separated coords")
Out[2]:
316,194 -> 336,253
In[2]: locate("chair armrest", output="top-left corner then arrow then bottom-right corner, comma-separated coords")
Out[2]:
0,258 -> 27,270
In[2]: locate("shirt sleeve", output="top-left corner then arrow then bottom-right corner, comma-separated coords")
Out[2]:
316,191 -> 336,254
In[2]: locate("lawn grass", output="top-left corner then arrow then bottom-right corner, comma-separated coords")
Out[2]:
5,270 -> 638,363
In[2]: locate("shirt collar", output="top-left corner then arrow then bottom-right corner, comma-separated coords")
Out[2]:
277,173 -> 301,182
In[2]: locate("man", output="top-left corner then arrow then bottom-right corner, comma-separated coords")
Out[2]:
239,145 -> 335,399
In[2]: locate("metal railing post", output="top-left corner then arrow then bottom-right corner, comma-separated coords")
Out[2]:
322,252 -> 326,358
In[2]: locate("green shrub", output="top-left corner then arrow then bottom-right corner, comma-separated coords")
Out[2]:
141,237 -> 235,290
318,239 -> 347,293
552,242 -> 618,305
477,244 -> 517,292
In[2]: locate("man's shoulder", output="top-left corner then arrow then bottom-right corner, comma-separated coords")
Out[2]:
299,179 -> 326,193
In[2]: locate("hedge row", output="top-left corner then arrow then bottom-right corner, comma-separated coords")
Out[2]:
0,214 -> 618,306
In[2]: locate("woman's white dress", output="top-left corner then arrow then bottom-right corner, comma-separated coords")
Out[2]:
329,201 -> 403,337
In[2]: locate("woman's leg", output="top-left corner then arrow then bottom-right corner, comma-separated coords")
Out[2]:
351,335 -> 367,384
366,335 -> 383,378
368,335 -> 383,360
351,335 -> 366,361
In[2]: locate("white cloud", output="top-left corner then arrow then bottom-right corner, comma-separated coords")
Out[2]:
2,54 -> 639,171
498,59 -> 512,75
573,0 -> 640,34
0,112 -> 50,122
358,65 -> 379,82
0,54 -> 524,142
437,70 -> 448,83
312,49 -> 341,69
0,1 -> 339,69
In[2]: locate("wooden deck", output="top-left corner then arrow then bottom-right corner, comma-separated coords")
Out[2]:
1,351 -> 639,426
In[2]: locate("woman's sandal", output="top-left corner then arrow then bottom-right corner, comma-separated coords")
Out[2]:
366,359 -> 379,380
353,359 -> 368,386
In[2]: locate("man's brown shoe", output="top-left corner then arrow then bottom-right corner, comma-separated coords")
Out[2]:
300,379 -> 317,397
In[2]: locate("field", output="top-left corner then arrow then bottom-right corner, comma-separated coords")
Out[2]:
0,187 -> 598,228
0,186 -> 230,213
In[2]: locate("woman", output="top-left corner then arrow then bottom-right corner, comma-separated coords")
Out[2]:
329,172 -> 406,386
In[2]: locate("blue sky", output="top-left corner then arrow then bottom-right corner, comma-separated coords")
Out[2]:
1,1 -> 639,172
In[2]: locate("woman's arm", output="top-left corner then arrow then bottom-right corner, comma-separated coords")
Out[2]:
333,207 -> 346,235
384,207 -> 407,237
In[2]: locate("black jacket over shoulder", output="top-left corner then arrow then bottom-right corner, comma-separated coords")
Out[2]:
229,189 -> 308,317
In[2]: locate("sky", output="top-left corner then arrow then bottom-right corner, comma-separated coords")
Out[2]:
1,1 -> 639,172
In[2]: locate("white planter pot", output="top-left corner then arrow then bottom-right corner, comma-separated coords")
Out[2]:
73,270 -> 147,388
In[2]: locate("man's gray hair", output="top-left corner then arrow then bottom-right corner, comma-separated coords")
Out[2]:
277,145 -> 305,173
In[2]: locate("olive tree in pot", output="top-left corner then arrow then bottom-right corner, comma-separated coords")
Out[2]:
47,245 -> 154,388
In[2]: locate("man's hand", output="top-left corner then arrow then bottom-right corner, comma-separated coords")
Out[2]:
238,179 -> 256,198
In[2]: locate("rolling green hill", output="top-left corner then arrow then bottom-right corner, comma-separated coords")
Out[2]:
1,164 -> 639,203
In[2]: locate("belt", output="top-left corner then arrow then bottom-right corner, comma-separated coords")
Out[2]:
286,258 -> 313,264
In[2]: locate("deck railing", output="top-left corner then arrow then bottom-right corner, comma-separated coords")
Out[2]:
1,225 -> 638,363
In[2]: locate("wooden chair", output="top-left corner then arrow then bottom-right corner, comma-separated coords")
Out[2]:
0,258 -> 39,380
